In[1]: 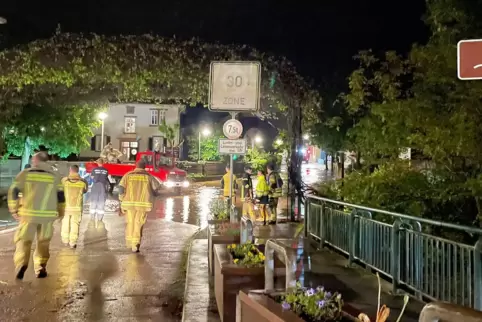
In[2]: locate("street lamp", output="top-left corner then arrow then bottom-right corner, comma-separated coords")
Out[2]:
252,135 -> 263,149
198,128 -> 211,161
98,112 -> 108,150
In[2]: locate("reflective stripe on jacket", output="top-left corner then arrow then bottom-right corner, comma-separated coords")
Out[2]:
8,163 -> 65,222
221,171 -> 237,197
62,174 -> 88,213
118,168 -> 161,211
255,175 -> 269,197
268,171 -> 282,198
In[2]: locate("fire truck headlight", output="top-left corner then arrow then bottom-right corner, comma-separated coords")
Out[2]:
182,181 -> 190,188
165,181 -> 174,188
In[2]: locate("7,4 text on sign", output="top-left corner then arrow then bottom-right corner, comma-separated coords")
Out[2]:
208,61 -> 261,112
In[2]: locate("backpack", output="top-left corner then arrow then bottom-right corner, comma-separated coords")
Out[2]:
276,175 -> 284,188
270,172 -> 283,189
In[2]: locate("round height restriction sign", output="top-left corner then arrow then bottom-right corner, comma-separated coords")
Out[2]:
223,119 -> 243,139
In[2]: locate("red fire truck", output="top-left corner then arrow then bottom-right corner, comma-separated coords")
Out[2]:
85,151 -> 189,194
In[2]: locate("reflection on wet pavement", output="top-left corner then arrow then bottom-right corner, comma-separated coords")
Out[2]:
149,185 -> 220,228
143,164 -> 331,227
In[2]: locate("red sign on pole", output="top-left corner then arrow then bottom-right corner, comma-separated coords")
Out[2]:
458,39 -> 482,80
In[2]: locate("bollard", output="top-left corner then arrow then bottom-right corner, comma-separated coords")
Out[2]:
264,239 -> 297,291
419,302 -> 482,322
240,216 -> 254,244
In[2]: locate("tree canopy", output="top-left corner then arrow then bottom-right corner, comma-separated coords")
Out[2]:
0,30 -> 321,122
315,0 -> 482,232
0,30 -> 322,162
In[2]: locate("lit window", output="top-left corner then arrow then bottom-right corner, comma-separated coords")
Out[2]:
124,117 -> 136,133
150,110 -> 159,125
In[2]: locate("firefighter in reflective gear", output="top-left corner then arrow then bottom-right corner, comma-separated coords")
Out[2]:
7,152 -> 65,279
220,165 -> 237,206
118,160 -> 161,253
267,164 -> 283,224
255,170 -> 270,225
241,166 -> 254,220
90,159 -> 109,221
61,165 -> 88,249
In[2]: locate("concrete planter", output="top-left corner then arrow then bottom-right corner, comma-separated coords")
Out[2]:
238,290 -> 356,322
213,244 -> 285,322
208,225 -> 240,276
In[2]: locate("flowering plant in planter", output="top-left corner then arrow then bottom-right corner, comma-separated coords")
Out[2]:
216,222 -> 240,236
277,282 -> 343,322
209,199 -> 228,220
227,242 -> 265,268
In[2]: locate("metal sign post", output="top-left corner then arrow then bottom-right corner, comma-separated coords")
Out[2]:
229,112 -> 236,222
209,60 -> 261,223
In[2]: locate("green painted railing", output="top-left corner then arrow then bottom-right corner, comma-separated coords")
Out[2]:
304,195 -> 482,310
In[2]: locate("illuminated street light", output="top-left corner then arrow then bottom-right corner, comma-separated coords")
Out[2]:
202,128 -> 211,136
198,128 -> 211,161
98,112 -> 108,120
255,136 -> 262,143
40,127 -> 45,132
0,17 -> 7,25
98,112 -> 108,150
303,134 -> 309,140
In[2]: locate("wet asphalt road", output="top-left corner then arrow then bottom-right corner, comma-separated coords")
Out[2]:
0,213 -> 198,322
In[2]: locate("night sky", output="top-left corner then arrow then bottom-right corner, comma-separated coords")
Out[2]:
0,1 -> 429,130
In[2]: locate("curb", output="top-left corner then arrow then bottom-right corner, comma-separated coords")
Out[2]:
181,229 -> 205,322
0,225 -> 17,235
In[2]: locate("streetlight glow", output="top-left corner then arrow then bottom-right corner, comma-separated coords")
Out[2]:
202,128 -> 211,136
40,127 -> 45,132
255,136 -> 262,143
303,134 -> 309,140
98,112 -> 108,120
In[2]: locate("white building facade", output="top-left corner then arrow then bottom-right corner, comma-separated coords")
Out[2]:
79,103 -> 183,161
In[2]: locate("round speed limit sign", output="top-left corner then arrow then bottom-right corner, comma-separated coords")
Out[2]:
223,119 -> 243,139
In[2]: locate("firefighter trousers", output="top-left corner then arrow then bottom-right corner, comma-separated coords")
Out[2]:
61,211 -> 82,245
242,200 -> 255,221
90,183 -> 107,220
269,197 -> 279,221
124,209 -> 148,248
14,220 -> 54,274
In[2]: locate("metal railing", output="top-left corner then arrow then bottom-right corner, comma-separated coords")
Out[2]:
304,194 -> 482,310
264,239 -> 298,291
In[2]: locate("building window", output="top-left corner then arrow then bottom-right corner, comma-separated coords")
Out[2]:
91,135 -> 111,152
124,117 -> 136,133
159,109 -> 166,122
150,109 -> 159,126
126,105 -> 135,114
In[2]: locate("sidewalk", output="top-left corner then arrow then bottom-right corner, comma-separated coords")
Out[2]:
0,211 -> 199,321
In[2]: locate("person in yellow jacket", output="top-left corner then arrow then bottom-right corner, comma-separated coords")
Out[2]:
220,165 -> 237,206
61,165 -> 88,249
255,170 -> 270,225
118,159 -> 161,253
8,152 -> 65,279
